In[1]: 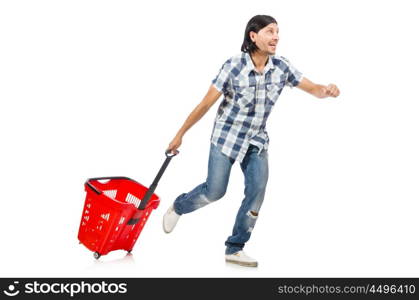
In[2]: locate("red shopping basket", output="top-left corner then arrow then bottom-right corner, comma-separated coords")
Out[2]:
78,151 -> 177,259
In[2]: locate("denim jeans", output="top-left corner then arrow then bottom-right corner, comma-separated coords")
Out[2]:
173,142 -> 269,255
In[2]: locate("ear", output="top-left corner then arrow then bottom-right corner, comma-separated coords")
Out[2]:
249,31 -> 257,42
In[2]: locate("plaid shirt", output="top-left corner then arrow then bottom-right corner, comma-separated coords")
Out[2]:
211,52 -> 303,163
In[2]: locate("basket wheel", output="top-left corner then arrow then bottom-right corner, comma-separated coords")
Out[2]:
93,252 -> 101,260
127,250 -> 132,254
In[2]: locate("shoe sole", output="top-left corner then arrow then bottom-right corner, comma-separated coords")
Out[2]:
162,218 -> 172,234
225,258 -> 258,267
163,213 -> 179,234
162,205 -> 178,234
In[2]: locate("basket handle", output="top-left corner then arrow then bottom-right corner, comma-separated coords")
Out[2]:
85,176 -> 136,195
127,150 -> 178,225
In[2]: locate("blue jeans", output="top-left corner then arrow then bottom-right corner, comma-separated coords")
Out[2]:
173,143 -> 269,255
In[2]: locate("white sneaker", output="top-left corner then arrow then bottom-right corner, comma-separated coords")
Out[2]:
225,250 -> 258,267
163,204 -> 180,233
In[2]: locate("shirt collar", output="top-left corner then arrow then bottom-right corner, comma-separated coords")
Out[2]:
243,52 -> 275,75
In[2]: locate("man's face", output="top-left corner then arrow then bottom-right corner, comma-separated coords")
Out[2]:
250,23 -> 279,55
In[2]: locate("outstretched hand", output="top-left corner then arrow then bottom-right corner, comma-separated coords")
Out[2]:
319,83 -> 340,98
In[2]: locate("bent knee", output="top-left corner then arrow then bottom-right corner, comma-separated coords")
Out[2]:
206,189 -> 226,202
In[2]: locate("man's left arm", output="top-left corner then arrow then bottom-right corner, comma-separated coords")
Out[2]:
297,77 -> 340,98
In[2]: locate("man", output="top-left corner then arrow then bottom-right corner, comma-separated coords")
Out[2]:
163,15 -> 340,267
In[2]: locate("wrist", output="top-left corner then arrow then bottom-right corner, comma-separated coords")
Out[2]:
176,131 -> 185,139
315,85 -> 327,98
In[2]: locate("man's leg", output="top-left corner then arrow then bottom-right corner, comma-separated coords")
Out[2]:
225,145 -> 269,255
173,143 -> 234,215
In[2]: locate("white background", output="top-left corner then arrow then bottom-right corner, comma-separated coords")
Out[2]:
1,0 -> 418,277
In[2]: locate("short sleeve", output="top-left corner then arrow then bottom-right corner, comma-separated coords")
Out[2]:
281,56 -> 303,88
211,59 -> 232,94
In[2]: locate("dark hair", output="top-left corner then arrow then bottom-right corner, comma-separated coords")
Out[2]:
241,15 -> 277,53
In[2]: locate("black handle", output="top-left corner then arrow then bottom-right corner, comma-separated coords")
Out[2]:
138,150 -> 178,209
127,150 -> 178,225
85,176 -> 136,195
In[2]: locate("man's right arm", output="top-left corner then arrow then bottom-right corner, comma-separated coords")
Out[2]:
167,85 -> 222,153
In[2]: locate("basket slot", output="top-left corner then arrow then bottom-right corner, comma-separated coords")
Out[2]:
103,189 -> 117,199
125,193 -> 142,208
100,213 -> 110,221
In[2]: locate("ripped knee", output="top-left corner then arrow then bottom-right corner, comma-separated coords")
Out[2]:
246,210 -> 258,219
246,210 -> 258,233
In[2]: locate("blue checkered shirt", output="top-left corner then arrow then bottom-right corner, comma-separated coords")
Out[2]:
211,52 -> 303,163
